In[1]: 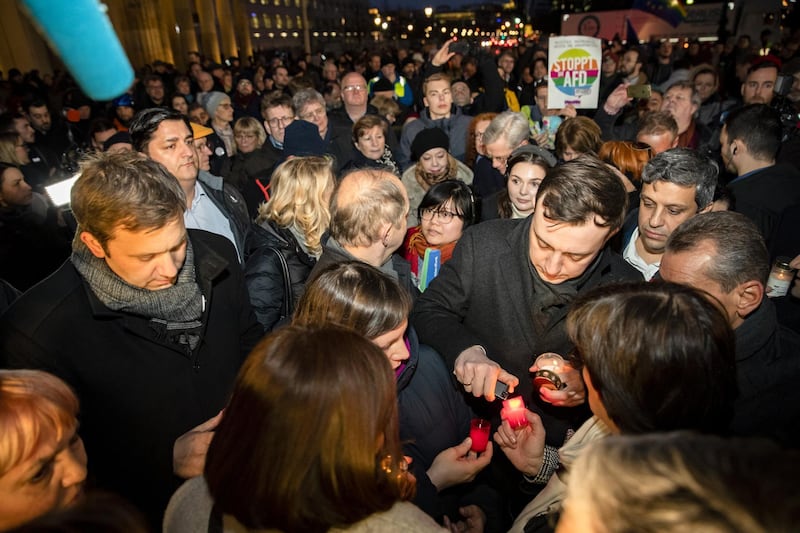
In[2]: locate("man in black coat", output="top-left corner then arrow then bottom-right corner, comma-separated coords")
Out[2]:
0,153 -> 262,527
412,155 -> 642,444
721,104 -> 800,246
308,168 -> 416,298
660,211 -> 800,448
411,156 -> 642,521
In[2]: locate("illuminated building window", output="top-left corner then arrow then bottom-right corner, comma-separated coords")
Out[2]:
287,16 -> 293,29
251,14 -> 259,28
296,15 -> 302,28
295,0 -> 300,6
276,14 -> 283,28
263,14 -> 272,28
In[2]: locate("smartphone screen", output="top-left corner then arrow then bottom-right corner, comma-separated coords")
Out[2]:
627,84 -> 652,99
44,175 -> 80,207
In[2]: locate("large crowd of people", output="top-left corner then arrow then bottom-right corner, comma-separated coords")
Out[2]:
1,26 -> 800,532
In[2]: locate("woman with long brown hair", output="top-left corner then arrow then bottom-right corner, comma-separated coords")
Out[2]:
164,326 -> 443,532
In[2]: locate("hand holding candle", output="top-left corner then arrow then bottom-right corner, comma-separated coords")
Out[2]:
533,352 -> 568,391
501,397 -> 529,429
531,355 -> 586,408
493,409 -> 548,478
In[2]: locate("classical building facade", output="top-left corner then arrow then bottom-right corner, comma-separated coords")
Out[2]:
0,0 -> 370,76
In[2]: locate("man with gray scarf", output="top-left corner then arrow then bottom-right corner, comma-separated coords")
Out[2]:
0,152 -> 262,528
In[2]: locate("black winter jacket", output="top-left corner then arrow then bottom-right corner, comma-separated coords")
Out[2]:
0,230 -> 262,527
244,221 -> 316,332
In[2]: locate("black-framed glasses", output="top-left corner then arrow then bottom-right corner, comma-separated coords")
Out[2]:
420,207 -> 462,223
267,116 -> 294,128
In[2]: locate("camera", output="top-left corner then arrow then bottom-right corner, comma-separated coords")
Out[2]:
772,75 -> 800,141
775,74 -> 793,98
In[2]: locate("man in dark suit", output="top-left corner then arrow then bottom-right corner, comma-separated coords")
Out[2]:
721,104 -> 800,246
412,156 -> 642,445
412,156 -> 641,521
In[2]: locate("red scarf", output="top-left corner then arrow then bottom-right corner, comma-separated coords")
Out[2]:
403,226 -> 457,276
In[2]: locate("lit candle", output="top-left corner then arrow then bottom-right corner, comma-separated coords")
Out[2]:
501,397 -> 529,429
533,352 -> 566,391
469,418 -> 491,453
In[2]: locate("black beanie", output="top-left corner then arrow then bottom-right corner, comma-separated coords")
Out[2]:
372,77 -> 394,93
283,120 -> 326,157
411,127 -> 449,161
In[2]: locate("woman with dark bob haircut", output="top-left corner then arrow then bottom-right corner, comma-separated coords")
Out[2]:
402,180 -> 476,289
164,326 -> 442,532
293,262 -> 494,527
503,282 -> 738,532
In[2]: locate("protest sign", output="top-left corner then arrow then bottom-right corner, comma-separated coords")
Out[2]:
547,36 -> 602,109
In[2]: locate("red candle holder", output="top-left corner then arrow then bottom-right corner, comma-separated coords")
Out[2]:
469,418 -> 491,453
501,397 -> 529,429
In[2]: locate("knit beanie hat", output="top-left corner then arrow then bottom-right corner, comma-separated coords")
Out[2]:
283,120 -> 326,157
204,91 -> 228,119
372,77 -> 394,93
411,127 -> 449,161
102,131 -> 133,152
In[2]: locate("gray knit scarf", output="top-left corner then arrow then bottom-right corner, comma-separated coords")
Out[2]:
71,239 -> 204,349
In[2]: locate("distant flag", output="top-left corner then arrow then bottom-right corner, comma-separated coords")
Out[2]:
633,0 -> 687,28
626,18 -> 639,44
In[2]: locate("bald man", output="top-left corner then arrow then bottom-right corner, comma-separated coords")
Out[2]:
307,168 -> 415,296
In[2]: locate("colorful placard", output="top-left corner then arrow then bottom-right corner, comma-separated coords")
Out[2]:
547,36 -> 602,109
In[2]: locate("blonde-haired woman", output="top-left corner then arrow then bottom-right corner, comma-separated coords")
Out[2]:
244,156 -> 336,332
0,132 -> 48,195
0,369 -> 87,531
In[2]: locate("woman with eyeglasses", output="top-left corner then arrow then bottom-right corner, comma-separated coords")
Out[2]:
402,127 -> 474,227
227,117 -> 274,208
204,91 -> 236,157
481,145 -> 556,222
402,180 -> 475,290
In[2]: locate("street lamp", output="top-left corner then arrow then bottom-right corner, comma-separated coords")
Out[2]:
424,6 -> 433,17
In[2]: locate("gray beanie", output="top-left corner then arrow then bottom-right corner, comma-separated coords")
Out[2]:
203,91 -> 229,119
